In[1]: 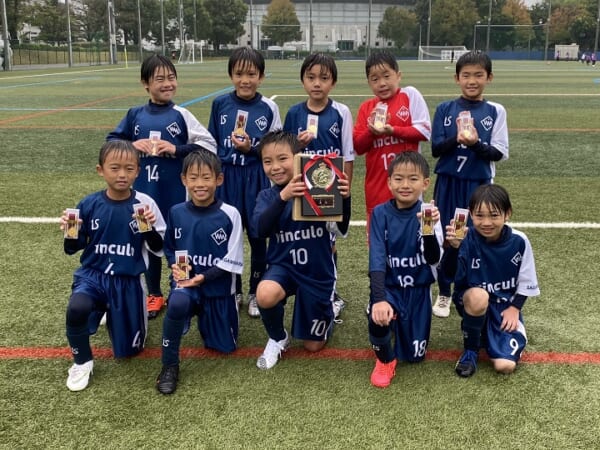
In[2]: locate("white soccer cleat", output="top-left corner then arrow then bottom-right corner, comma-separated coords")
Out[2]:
66,360 -> 94,392
257,332 -> 290,370
247,294 -> 260,317
432,295 -> 451,318
99,312 -> 107,326
332,296 -> 346,322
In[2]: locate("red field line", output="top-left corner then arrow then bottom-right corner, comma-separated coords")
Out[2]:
1,346 -> 600,365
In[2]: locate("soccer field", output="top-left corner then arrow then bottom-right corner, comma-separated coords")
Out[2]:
1,59 -> 600,449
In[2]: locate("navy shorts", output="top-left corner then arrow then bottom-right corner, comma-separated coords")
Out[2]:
262,264 -> 335,342
167,287 -> 239,353
453,293 -> 527,362
71,267 -> 146,358
370,286 -> 432,362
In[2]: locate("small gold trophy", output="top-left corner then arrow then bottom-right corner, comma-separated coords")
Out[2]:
133,203 -> 152,233
306,114 -> 319,138
373,103 -> 388,130
421,203 -> 434,236
174,250 -> 190,280
453,208 -> 469,240
149,131 -> 161,156
64,208 -> 80,239
457,111 -> 474,139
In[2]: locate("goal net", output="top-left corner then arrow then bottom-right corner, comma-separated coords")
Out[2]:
418,45 -> 468,61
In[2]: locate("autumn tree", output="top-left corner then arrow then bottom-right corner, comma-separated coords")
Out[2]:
261,0 -> 301,46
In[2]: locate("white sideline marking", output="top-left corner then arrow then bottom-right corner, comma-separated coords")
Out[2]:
1,217 -> 599,229
348,221 -> 600,229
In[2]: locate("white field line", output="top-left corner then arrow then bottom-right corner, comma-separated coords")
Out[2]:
1,217 -> 599,229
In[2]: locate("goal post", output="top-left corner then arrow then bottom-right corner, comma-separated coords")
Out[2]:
418,45 -> 469,61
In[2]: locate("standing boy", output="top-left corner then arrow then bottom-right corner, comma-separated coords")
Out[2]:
353,50 -> 431,230
431,51 -> 508,318
443,184 -> 539,377
61,140 -> 166,392
283,52 -> 354,317
209,47 -> 282,318
156,150 -> 244,395
368,152 -> 443,388
251,131 -> 351,370
107,54 -> 216,320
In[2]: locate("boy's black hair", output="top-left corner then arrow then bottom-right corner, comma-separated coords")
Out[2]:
140,54 -> 177,83
228,47 -> 265,77
258,130 -> 301,159
182,149 -> 222,176
469,184 -> 512,214
365,50 -> 399,77
456,51 -> 492,76
99,140 -> 139,166
300,53 -> 337,83
387,152 -> 430,178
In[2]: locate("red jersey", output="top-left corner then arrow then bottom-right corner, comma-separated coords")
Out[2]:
353,86 -> 431,220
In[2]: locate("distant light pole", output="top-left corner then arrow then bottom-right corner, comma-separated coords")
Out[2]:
136,0 -> 143,62
1,0 -> 10,70
160,0 -> 165,55
367,0 -> 371,55
65,0 -> 73,67
473,21 -> 481,50
544,0 -> 551,62
249,0 -> 253,48
594,0 -> 600,58
309,0 -> 312,52
426,0 -> 431,47
486,0 -> 492,53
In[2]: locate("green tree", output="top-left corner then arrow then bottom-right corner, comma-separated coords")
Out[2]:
378,7 -> 417,49
261,0 -> 301,46
33,0 -> 69,43
431,0 -> 479,46
203,0 -> 247,50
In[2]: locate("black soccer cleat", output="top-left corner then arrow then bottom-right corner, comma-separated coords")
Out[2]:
455,350 -> 478,378
156,365 -> 179,394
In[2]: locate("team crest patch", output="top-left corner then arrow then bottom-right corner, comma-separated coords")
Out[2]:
167,122 -> 182,138
511,252 -> 522,266
328,122 -> 340,138
255,116 -> 268,131
396,106 -> 410,122
129,219 -> 142,233
480,116 -> 493,131
211,228 -> 228,245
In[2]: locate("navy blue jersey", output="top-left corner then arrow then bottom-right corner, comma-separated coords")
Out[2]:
455,226 -> 540,304
432,97 -> 508,181
369,200 -> 444,289
252,185 -> 341,290
67,190 -> 166,276
164,200 -> 244,297
209,92 -> 281,167
107,100 -> 217,214
283,99 -> 355,161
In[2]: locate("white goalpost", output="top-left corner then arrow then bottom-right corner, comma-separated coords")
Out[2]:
418,45 -> 469,61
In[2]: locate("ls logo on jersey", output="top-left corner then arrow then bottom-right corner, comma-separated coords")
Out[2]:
211,228 -> 228,245
444,116 -> 453,127
471,258 -> 481,269
255,116 -> 268,131
511,252 -> 522,266
328,122 -> 340,138
480,116 -> 493,131
396,106 -> 410,122
220,114 -> 227,125
166,122 -> 182,138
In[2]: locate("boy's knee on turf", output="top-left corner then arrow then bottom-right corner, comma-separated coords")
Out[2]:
256,280 -> 285,308
463,287 -> 489,315
303,340 -> 327,352
492,358 -> 517,374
